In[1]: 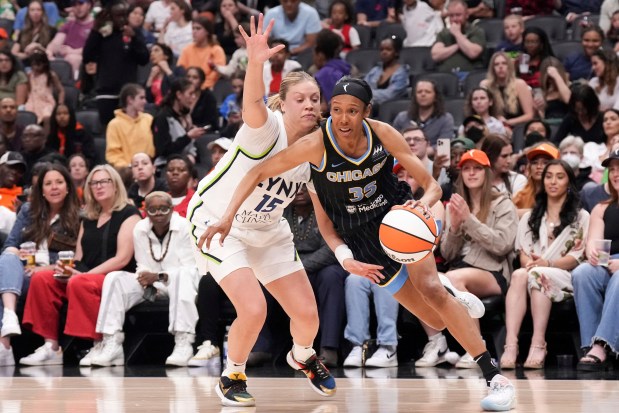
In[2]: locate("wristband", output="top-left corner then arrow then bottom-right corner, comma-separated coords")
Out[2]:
334,244 -> 354,267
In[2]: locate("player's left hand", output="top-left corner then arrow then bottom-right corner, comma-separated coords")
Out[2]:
402,199 -> 430,215
343,259 -> 384,284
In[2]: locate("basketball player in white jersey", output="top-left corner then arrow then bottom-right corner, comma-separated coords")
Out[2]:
186,15 -> 337,407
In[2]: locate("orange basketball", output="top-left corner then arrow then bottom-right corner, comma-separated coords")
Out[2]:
379,205 -> 441,264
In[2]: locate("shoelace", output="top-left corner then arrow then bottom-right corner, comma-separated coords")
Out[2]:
226,378 -> 249,395
306,357 -> 330,380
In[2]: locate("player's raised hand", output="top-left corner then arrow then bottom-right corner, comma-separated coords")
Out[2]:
344,259 -> 384,284
198,217 -> 233,250
239,13 -> 284,65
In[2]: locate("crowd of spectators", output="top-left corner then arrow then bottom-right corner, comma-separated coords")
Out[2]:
0,0 -> 619,373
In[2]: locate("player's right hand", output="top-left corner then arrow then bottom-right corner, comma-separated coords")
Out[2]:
239,14 -> 284,65
343,259 -> 384,284
198,217 -> 233,250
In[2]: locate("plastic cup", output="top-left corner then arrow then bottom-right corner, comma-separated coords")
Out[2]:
594,239 -> 612,267
20,241 -> 36,268
519,53 -> 530,74
58,251 -> 75,276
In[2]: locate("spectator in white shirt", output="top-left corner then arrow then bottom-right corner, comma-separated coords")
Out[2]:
401,0 -> 444,47
145,0 -> 172,33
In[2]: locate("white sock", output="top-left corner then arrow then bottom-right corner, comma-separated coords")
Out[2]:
428,332 -> 443,342
222,356 -> 246,377
292,343 -> 315,362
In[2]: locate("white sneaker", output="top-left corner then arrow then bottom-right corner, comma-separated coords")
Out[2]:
0,344 -> 15,366
166,332 -> 195,367
343,345 -> 363,367
91,333 -> 124,367
188,340 -> 220,367
439,273 -> 486,319
1,309 -> 21,337
19,342 -> 63,366
455,352 -> 479,369
365,345 -> 398,368
480,374 -> 516,411
415,334 -> 460,367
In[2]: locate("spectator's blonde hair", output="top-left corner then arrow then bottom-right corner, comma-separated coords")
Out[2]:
484,51 -> 519,117
503,14 -> 524,29
83,165 -> 131,220
145,191 -> 172,206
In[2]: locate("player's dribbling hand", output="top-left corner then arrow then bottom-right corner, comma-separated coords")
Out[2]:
198,217 -> 233,250
402,199 -> 431,215
343,259 -> 384,284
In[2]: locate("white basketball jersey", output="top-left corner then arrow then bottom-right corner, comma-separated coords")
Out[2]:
188,110 -> 310,231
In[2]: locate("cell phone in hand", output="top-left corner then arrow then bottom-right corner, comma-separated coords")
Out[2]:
436,138 -> 451,167
202,125 -> 212,130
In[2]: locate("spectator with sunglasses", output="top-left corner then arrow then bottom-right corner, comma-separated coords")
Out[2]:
90,191 -> 200,367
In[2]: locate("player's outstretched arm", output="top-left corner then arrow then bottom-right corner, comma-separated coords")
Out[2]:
240,14 -> 285,129
198,132 -> 323,250
308,190 -> 384,283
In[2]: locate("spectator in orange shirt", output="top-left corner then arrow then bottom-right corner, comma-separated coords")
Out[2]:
177,17 -> 226,89
0,151 -> 26,212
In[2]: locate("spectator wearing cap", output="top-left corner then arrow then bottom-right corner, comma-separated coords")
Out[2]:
480,134 -> 527,196
364,35 -> 409,106
439,137 -> 476,201
207,137 -> 232,173
20,124 -> 54,184
459,115 -> 489,144
513,143 -> 560,214
0,98 -> 23,152
46,0 -> 94,79
559,135 -> 595,191
263,0 -> 321,56
430,0 -> 485,75
423,149 -> 517,369
0,151 -> 26,212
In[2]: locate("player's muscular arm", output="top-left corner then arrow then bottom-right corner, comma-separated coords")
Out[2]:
368,120 -> 442,208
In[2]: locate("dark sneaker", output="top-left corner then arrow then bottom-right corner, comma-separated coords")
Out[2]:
215,373 -> 255,407
286,351 -> 336,397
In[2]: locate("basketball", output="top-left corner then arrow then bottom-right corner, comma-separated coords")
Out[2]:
379,205 -> 440,264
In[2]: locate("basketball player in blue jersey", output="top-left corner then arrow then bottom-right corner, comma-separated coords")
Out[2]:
201,76 -> 517,411
187,15 -> 335,407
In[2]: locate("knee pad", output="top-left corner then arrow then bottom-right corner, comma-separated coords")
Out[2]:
381,265 -> 409,295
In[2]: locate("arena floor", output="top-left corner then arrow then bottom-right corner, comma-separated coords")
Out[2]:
1,364 -> 617,412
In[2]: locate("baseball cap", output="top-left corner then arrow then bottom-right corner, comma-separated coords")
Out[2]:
207,137 -> 233,151
462,115 -> 485,127
526,142 -> 559,161
602,148 -> 619,167
451,137 -> 476,150
457,149 -> 491,168
0,151 -> 26,170
0,28 -> 7,40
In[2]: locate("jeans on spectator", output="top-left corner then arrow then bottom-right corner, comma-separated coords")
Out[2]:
344,274 -> 399,347
0,252 -> 31,329
307,264 -> 348,349
572,254 -> 619,354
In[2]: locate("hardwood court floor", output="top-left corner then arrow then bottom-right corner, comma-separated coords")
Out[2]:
1,368 -> 618,413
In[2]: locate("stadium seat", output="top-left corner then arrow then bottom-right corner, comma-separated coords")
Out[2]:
76,110 -> 104,140
377,99 -> 409,124
375,22 -> 407,44
0,18 -> 12,36
63,85 -> 80,111
444,98 -> 466,128
15,111 -> 37,129
553,41 -> 583,63
476,18 -> 505,44
571,15 -> 601,41
462,69 -> 487,97
212,78 -> 233,106
345,48 -> 380,77
414,72 -> 460,98
354,24 -> 372,48
50,59 -> 74,86
294,48 -> 314,71
400,47 -> 435,75
525,16 -> 567,41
